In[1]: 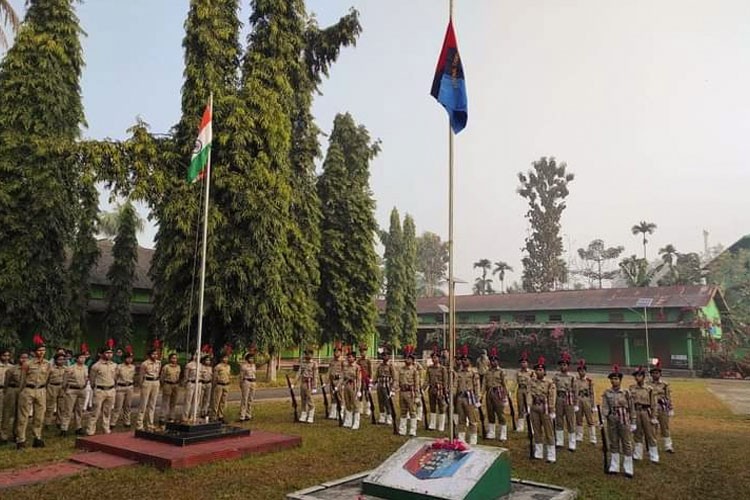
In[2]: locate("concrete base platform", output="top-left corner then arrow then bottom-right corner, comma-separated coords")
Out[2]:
287,472 -> 576,500
76,429 -> 301,470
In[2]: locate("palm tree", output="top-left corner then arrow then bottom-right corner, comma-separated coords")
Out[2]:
97,201 -> 145,240
492,261 -> 513,293
473,258 -> 493,295
631,221 -> 657,260
657,244 -> 679,285
1,0 -> 20,50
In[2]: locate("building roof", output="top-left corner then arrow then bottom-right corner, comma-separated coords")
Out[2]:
89,239 -> 154,290
378,285 -> 723,315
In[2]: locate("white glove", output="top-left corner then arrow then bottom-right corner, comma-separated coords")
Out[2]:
593,406 -> 598,414
651,418 -> 658,425
549,413 -> 556,421
502,398 -> 508,405
357,391 -> 362,398
474,402 -> 482,408
573,405 -> 580,413
312,389 -> 318,394
630,424 -> 637,432
389,392 -> 395,398
668,410 -> 674,417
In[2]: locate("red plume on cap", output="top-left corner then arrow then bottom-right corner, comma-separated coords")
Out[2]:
489,346 -> 498,358
537,356 -> 546,366
403,344 -> 415,356
559,351 -> 572,364
577,359 -> 586,369
520,350 -> 529,361
201,344 -> 212,354
152,338 -> 162,349
124,345 -> 133,355
106,338 -> 115,349
459,344 -> 469,357
33,333 -> 45,346
612,364 -> 620,374
81,343 -> 89,354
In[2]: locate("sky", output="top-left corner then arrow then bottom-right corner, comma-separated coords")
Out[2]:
5,0 -> 750,293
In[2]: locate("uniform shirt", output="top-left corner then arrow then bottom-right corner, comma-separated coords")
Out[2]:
553,371 -> 576,405
529,376 -> 556,410
0,361 -> 11,388
516,369 -> 533,391
482,366 -> 507,396
89,360 -> 117,387
573,375 -> 594,405
140,359 -> 161,381
398,364 -> 419,390
161,363 -> 181,384
24,358 -> 50,387
375,362 -> 396,384
629,383 -> 655,409
602,386 -> 635,424
454,368 -> 480,395
64,364 -> 88,389
342,361 -> 360,387
240,361 -> 256,381
328,357 -> 344,384
426,364 -> 448,388
650,379 -> 672,413
184,360 -> 198,383
116,363 -> 136,385
4,364 -> 24,388
199,364 -> 213,383
214,363 -> 231,384
475,355 -> 490,376
357,356 -> 373,384
48,365 -> 66,385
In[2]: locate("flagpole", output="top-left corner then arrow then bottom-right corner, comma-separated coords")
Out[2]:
447,0 -> 456,443
192,93 -> 213,423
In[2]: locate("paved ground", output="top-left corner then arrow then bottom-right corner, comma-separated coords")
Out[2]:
706,379 -> 750,416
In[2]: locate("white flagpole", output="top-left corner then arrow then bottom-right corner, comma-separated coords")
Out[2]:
447,0 -> 456,442
192,93 -> 213,423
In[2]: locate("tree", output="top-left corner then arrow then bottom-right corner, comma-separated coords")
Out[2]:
402,214 -> 418,346
0,0 -> 19,49
576,239 -> 624,288
707,249 -> 750,325
619,255 -> 655,287
104,201 -> 139,344
673,252 -> 703,286
631,221 -> 657,260
318,113 -> 380,347
517,157 -> 574,292
656,244 -> 679,285
0,0 -> 85,346
473,258 -> 494,295
97,203 -> 145,240
416,231 -> 448,297
492,261 -> 513,293
383,208 -> 405,349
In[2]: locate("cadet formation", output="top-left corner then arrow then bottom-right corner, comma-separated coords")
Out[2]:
0,335 -> 676,479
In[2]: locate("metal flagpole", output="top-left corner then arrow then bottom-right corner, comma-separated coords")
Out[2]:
192,93 -> 213,423
447,0 -> 456,442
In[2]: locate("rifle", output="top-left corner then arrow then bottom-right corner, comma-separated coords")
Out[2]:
367,388 -> 377,424
319,374 -> 329,419
285,374 -> 299,423
524,399 -> 534,459
507,391 -> 517,432
387,384 -> 399,435
332,383 -> 344,426
420,388 -> 430,430
477,403 -> 486,439
597,404 -> 608,474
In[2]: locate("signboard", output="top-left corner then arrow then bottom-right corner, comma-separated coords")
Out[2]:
671,354 -> 688,368
636,298 -> 654,308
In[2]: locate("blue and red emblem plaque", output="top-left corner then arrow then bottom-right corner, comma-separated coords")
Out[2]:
403,445 -> 473,480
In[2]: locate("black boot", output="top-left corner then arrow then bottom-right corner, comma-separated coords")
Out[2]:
75,428 -> 84,435
59,430 -> 68,437
16,441 -> 25,450
32,438 -> 45,448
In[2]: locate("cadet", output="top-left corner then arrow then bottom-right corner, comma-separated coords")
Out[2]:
528,356 -> 557,462
136,348 -> 161,431
1,352 -> 27,444
60,352 -> 88,436
211,351 -> 232,422
16,336 -> 50,448
630,365 -> 659,463
112,349 -> 136,428
45,353 -> 67,429
397,345 -> 420,437
0,349 -> 10,438
327,345 -> 344,420
181,352 -> 199,422
199,354 -> 213,418
239,350 -> 257,422
482,347 -> 509,441
357,344 -> 373,418
515,351 -> 532,433
454,346 -> 481,444
294,348 -> 318,424
573,359 -> 597,445
341,350 -> 362,429
649,361 -> 674,453
553,352 -> 577,452
86,346 -> 117,435
602,365 -> 636,477
476,349 -> 490,385
426,350 -> 448,432
160,352 -> 181,423
375,348 -> 396,425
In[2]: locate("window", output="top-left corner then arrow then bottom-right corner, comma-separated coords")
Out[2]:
609,312 -> 624,322
513,313 -> 536,323
549,313 -> 562,322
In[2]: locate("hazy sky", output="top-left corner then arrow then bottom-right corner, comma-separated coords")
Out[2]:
5,0 -> 750,293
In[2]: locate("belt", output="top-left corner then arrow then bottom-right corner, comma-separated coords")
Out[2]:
49,382 -> 62,386
6,384 -> 18,388
26,384 -> 46,389
244,378 -> 256,382
216,382 -> 230,386
117,382 -> 134,387
200,380 -> 211,384
635,404 -> 651,410
162,381 -> 178,384
96,385 -> 115,390
144,376 -> 158,381
67,385 -> 83,390
188,380 -> 198,384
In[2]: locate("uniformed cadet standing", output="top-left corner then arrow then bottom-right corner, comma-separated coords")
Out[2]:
60,352 -> 87,436
602,364 -> 636,477
1,351 -> 26,444
136,349 -> 161,431
112,350 -> 136,428
0,349 -> 12,438
649,361 -> 674,453
86,346 -> 117,435
397,346 -> 420,437
553,352 -> 577,452
16,337 -> 50,448
341,350 -> 362,429
426,350 -> 448,431
199,354 -> 213,418
160,353 -> 181,423
45,353 -> 67,429
211,352 -> 232,422
414,358 -> 426,422
327,345 -> 344,420
573,359 -> 597,444
357,344 -> 373,418
375,348 -> 396,425
454,347 -> 481,444
239,350 -> 257,422
475,349 -> 489,385
515,352 -> 532,433
528,356 -> 557,462
630,365 -> 659,463
182,352 -> 200,422
482,348 -> 509,441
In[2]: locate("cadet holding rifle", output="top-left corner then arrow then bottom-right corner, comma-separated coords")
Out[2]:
482,347 -> 509,442
602,365 -> 636,478
528,356 -> 556,463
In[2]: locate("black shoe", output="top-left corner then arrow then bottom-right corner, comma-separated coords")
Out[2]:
32,438 -> 45,448
123,424 -> 131,428
16,441 -> 26,450
59,430 -> 68,437
75,428 -> 85,436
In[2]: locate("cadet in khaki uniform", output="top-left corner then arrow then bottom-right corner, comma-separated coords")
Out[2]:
553,352 -> 578,451
357,344 -> 373,417
239,351 -> 257,422
573,359 -> 597,445
375,348 -> 396,425
426,351 -> 448,431
528,356 -> 557,462
1,352 -> 27,444
295,349 -> 318,424
475,349 -> 490,385
454,347 -> 481,444
160,353 -> 181,423
86,347 -> 117,435
60,353 -> 88,436
112,350 -> 136,427
341,351 -> 362,429
397,346 -> 420,436
602,365 -> 636,477
45,353 -> 67,428
181,352 -> 200,422
0,349 -> 12,439
515,352 -> 532,433
199,354 -> 213,418
327,346 -> 344,420
630,366 -> 659,463
482,348 -> 509,441
211,352 -> 232,422
649,361 -> 674,453
16,338 -> 50,448
136,349 -> 161,431
414,358 -> 426,422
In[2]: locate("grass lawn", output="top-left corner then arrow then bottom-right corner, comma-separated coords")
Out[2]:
1,378 -> 748,499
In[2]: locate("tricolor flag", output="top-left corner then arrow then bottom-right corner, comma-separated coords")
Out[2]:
187,102 -> 212,183
430,19 -> 468,134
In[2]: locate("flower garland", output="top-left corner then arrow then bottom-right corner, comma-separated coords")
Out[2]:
429,438 -> 470,452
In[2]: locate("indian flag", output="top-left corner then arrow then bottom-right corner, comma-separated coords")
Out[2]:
187,101 -> 212,183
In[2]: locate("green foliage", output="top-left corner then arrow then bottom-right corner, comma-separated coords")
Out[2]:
383,207 -> 405,348
575,239 -> 624,288
317,113 -> 380,346
619,254 -> 656,287
708,249 -> 750,325
517,157 -> 573,292
472,258 -> 494,295
401,214 -> 417,346
631,220 -> 657,260
656,244 -> 703,287
415,231 -> 448,297
104,201 -> 139,344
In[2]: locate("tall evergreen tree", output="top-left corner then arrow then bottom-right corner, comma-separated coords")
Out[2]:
416,232 -> 448,297
383,207 -> 405,349
104,201 -> 139,344
401,214 -> 418,346
318,113 -> 380,346
0,0 -> 85,346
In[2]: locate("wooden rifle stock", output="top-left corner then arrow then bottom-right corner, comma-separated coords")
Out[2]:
597,404 -> 608,474
285,374 -> 298,423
